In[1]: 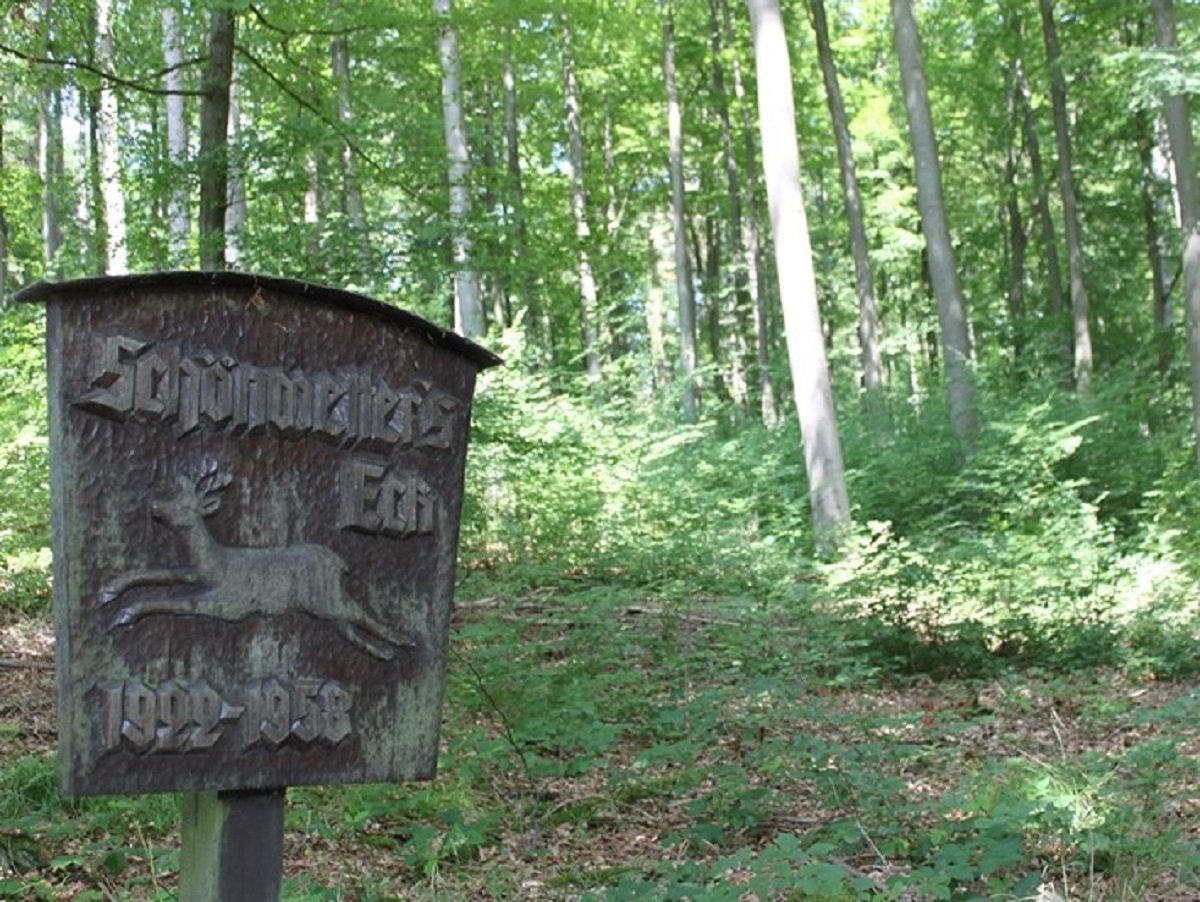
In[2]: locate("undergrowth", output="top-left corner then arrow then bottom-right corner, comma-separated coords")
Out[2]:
2,329 -> 1200,897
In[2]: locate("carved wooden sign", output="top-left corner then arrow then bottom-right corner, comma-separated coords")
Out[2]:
19,272 -> 500,796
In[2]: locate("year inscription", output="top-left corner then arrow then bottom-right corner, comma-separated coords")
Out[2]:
97,678 -> 353,755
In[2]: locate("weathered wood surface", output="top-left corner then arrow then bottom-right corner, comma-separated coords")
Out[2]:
21,272 -> 498,796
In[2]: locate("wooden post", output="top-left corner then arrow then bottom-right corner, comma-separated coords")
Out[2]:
180,789 -> 286,902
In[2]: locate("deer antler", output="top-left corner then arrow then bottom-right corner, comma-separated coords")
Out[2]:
194,467 -> 233,518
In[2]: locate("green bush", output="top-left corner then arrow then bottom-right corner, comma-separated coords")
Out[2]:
0,306 -> 50,616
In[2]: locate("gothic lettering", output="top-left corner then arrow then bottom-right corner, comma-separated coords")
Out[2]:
72,333 -> 462,452
340,459 -> 438,539
94,678 -> 353,755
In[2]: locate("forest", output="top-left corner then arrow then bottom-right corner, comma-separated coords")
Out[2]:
2,0 -> 1200,897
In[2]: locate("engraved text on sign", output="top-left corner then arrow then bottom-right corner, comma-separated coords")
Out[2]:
75,334 -> 449,542
77,334 -> 461,451
96,678 -> 353,754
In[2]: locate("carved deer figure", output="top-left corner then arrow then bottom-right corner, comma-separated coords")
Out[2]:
98,468 -> 411,660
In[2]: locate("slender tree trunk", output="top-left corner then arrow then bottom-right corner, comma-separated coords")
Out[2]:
1015,58 -> 1068,377
331,54 -> 362,233
1137,108 -> 1172,372
226,78 -> 246,267
480,84 -> 507,330
331,25 -> 366,234
38,0 -> 64,277
891,0 -> 978,451
1039,0 -> 1092,393
96,0 -> 127,274
503,40 -> 539,352
601,110 -> 629,362
709,0 -> 752,411
807,0 -> 882,397
1020,89 -> 1064,319
0,206 -> 6,306
304,153 -> 323,261
162,3 -> 190,266
199,8 -> 235,272
561,22 -> 602,380
1003,63 -> 1027,369
435,0 -> 485,338
0,116 -> 7,304
664,9 -> 699,420
330,18 -> 366,280
746,0 -> 851,549
38,83 -> 64,277
722,0 -> 776,425
1004,148 -> 1028,369
688,213 -> 729,405
1152,0 -> 1200,475
80,86 -> 105,274
699,214 -> 723,375
647,236 -> 673,391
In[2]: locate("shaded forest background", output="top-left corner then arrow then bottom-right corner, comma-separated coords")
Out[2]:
3,0 -> 1200,898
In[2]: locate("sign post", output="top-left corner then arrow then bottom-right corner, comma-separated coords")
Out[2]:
18,272 -> 499,899
180,789 -> 286,900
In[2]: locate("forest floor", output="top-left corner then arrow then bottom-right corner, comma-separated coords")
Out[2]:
2,587 -> 1200,900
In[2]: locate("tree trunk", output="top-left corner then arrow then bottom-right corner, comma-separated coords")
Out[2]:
891,0 -> 978,452
806,0 -> 882,397
480,83 -> 508,330
1003,63 -> 1027,369
664,9 -> 699,420
80,86 -> 105,274
700,214 -> 723,376
647,236 -> 673,392
199,8 -> 235,273
331,18 -> 366,234
722,0 -> 776,425
0,203 -> 7,306
709,0 -> 752,411
38,82 -> 64,277
331,0 -> 366,279
1015,55 -> 1069,380
304,153 -> 323,262
162,3 -> 190,266
1004,150 -> 1028,370
38,0 -> 64,277
1039,0 -> 1092,393
226,78 -> 246,267
435,0 -> 485,338
1152,0 -> 1200,475
503,40 -> 540,353
96,0 -> 127,274
0,115 -> 7,305
601,109 -> 629,362
1137,108 -> 1172,372
561,22 -> 602,380
746,0 -> 851,549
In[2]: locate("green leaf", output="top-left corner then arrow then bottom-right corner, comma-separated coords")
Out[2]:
102,848 -> 127,876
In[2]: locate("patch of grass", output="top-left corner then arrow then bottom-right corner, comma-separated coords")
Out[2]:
3,578 -> 1200,899
4,360 -> 1200,897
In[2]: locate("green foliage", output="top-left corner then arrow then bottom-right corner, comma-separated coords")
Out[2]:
5,1 -> 1200,894
5,294 -> 1200,896
821,385 -> 1200,678
0,753 -> 178,898
463,329 -> 816,599
0,306 -> 50,615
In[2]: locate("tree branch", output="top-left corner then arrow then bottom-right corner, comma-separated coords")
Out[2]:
247,4 -> 373,39
0,42 -> 207,96
234,43 -> 388,178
